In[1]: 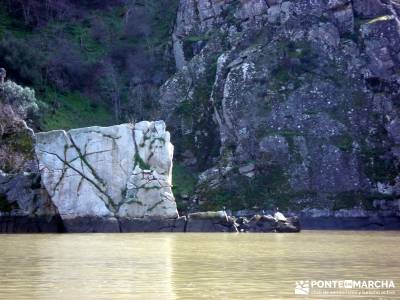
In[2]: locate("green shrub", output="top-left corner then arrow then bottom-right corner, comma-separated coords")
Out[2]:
172,163 -> 197,197
1,80 -> 39,118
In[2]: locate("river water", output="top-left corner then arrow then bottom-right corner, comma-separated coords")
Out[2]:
0,231 -> 399,299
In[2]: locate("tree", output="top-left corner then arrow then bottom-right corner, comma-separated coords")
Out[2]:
99,60 -> 122,122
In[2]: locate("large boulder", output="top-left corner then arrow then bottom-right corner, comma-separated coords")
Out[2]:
35,121 -> 179,222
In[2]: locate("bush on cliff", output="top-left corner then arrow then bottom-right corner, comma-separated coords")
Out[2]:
0,80 -> 38,172
0,0 -> 178,129
1,80 -> 38,119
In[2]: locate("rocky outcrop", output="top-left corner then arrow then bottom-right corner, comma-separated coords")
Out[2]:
185,211 -> 238,232
299,201 -> 400,229
0,103 -> 303,233
35,121 -> 178,227
0,170 -> 57,217
236,215 -> 301,233
0,79 -> 62,233
159,0 -> 400,219
44,212 -> 300,233
184,211 -> 300,232
0,170 -> 62,233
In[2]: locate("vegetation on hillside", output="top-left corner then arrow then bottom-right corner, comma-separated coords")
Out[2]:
0,0 -> 178,130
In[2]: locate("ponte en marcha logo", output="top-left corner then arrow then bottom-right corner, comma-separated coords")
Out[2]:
295,279 -> 396,296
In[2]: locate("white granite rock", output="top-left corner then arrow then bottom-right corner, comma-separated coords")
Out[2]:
35,121 -> 178,219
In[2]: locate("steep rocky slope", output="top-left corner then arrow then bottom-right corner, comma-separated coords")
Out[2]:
159,0 -> 400,215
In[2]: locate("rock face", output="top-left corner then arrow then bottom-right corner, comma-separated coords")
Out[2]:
299,204 -> 400,229
35,121 -> 178,221
0,170 -> 62,233
159,0 -> 400,216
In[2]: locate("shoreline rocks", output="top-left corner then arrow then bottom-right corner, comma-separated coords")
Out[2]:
299,206 -> 400,229
236,214 -> 301,233
2,118 -> 398,233
186,211 -> 238,232
0,211 -> 302,233
1,121 -> 303,234
0,216 -> 63,233
299,216 -> 400,230
3,210 -> 400,233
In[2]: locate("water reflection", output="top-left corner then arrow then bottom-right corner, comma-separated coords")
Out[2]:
0,232 -> 399,299
0,234 -> 177,300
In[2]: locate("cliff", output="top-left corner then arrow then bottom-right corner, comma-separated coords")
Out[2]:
1,0 -> 400,231
0,79 -> 299,233
158,0 -> 400,218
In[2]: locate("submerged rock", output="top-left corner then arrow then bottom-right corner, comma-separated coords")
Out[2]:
35,121 -> 179,221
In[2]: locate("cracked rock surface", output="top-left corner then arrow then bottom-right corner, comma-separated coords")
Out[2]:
35,121 -> 178,220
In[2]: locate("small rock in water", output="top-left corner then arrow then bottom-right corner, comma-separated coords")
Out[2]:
274,212 -> 287,222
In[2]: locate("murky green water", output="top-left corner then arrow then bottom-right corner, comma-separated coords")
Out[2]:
0,231 -> 399,299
